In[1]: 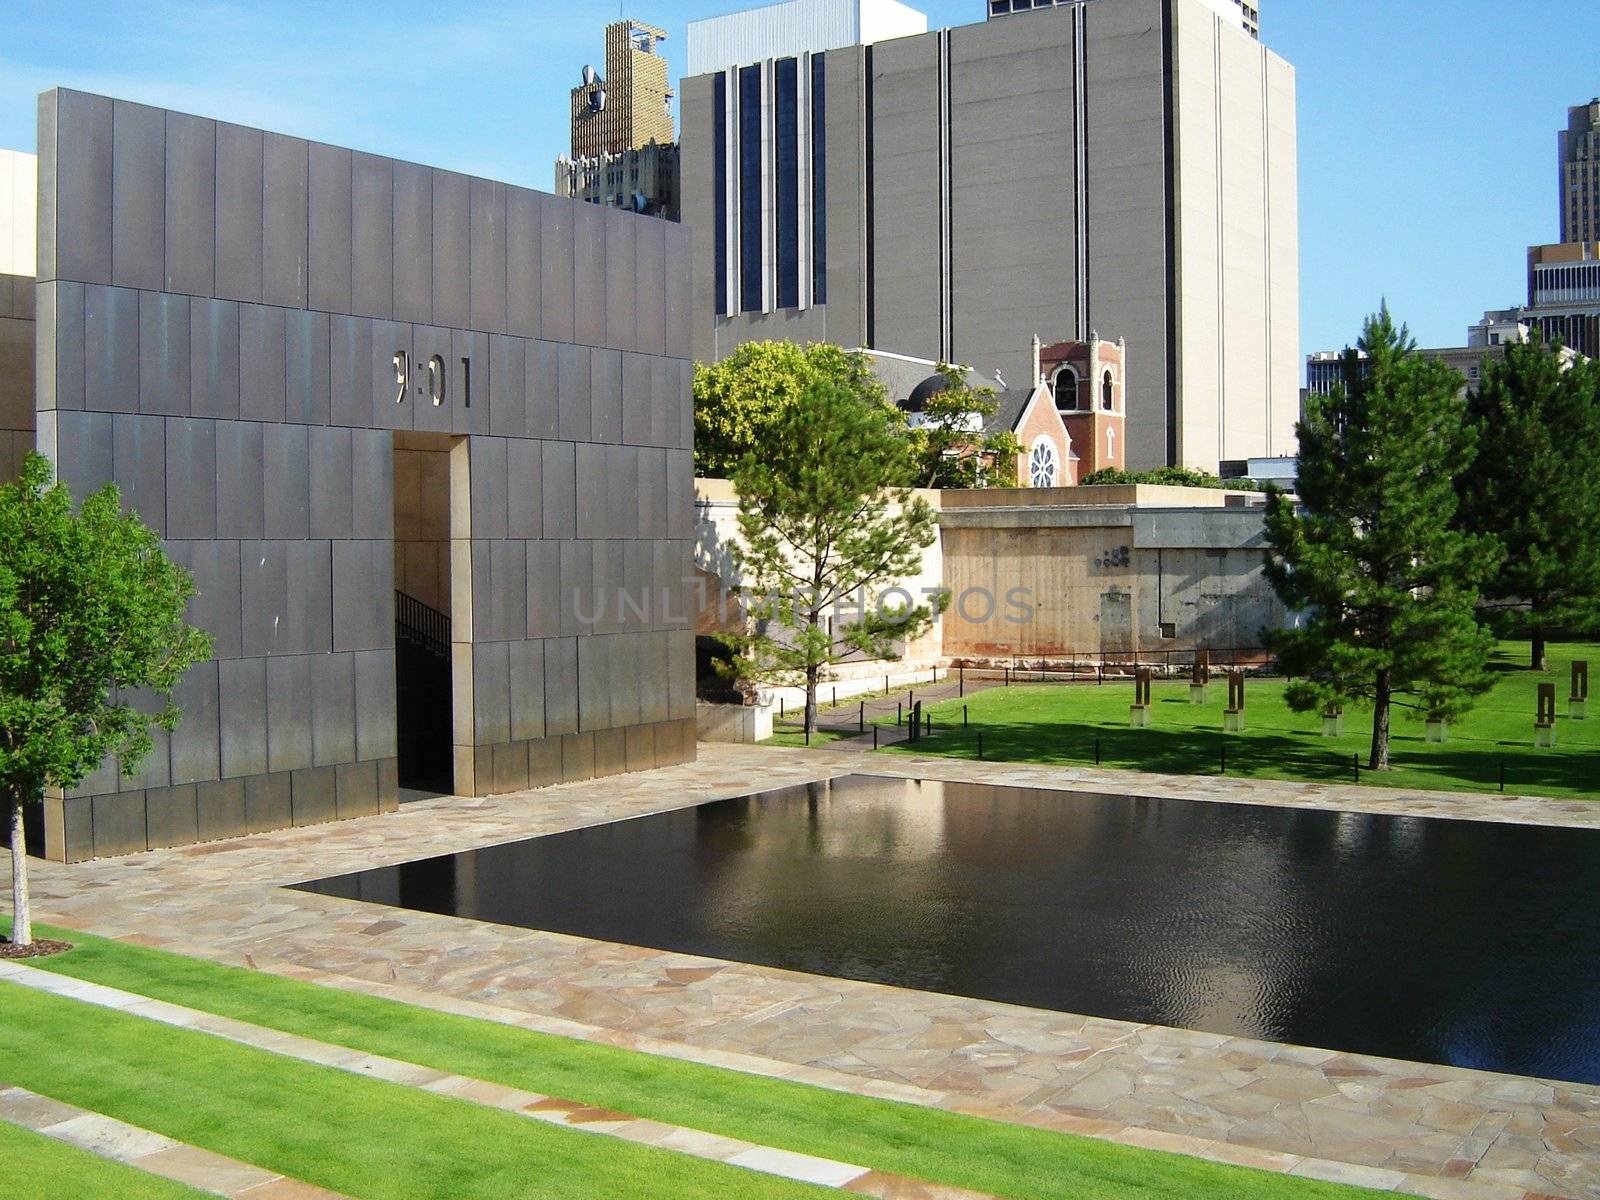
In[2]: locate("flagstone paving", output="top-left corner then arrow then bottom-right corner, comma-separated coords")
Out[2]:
0,1081 -> 353,1198
7,744 -> 1600,1200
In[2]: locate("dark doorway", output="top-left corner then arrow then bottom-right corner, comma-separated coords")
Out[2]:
392,433 -> 458,794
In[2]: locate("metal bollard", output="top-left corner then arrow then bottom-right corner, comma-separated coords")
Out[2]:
1095,737 -> 1101,766
963,704 -> 969,727
1499,758 -> 1506,793
1220,741 -> 1227,775
873,726 -> 879,750
925,711 -> 931,736
897,701 -> 903,726
859,701 -> 865,732
959,667 -> 965,697
977,730 -> 984,760
1352,753 -> 1360,785
1005,667 -> 1011,687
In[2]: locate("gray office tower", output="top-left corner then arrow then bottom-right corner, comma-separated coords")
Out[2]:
3,89 -> 696,862
680,0 -> 1300,471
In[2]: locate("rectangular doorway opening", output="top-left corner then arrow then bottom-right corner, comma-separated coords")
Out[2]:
393,432 -> 460,795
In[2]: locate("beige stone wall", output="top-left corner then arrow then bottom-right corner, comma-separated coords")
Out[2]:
393,436 -> 454,616
695,480 -> 1289,669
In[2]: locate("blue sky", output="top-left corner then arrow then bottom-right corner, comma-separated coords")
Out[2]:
2,1 -> 1596,363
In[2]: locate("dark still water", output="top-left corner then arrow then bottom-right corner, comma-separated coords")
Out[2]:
296,774 -> 1600,1083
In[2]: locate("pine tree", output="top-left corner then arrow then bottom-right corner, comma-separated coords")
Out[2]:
1457,337 -> 1600,670
1264,308 -> 1501,770
721,376 -> 939,736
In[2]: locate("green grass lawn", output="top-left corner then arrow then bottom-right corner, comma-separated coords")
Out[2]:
881,641 -> 1600,800
0,1119 -> 214,1200
3,923 -> 1386,1200
0,977 -> 825,1200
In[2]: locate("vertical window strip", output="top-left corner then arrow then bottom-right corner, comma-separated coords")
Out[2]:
738,63 -> 764,313
811,54 -> 827,306
775,57 -> 800,310
713,71 -> 728,316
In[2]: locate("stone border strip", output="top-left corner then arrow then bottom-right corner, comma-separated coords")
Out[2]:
240,954 -> 1550,1200
0,961 -> 996,1200
0,1082 -> 353,1198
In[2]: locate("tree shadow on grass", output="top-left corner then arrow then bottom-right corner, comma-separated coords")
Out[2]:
900,715 -> 1598,799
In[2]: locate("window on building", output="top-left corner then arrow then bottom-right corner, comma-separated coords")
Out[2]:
1102,369 -> 1114,411
713,71 -> 728,315
1052,365 -> 1079,411
811,54 -> 827,305
1028,437 -> 1058,488
738,64 -> 763,313
775,57 -> 800,310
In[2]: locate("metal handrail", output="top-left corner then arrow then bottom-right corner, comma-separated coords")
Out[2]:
395,590 -> 451,661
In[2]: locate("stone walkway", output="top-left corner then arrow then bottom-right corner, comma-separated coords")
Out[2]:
7,744 -> 1600,1200
0,959 -> 995,1198
0,1081 -> 352,1198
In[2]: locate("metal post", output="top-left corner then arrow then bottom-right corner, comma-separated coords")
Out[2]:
977,730 -> 984,760
832,686 -> 837,707
932,667 -> 937,684
959,667 -> 965,697
897,701 -> 903,726
885,674 -> 889,694
925,711 -> 931,736
963,704 -> 968,727
873,726 -> 879,750
859,701 -> 865,732
1005,667 -> 1010,687
779,697 -> 784,718
1095,737 -> 1101,766
1499,759 -> 1505,793
1352,753 -> 1360,785
1220,741 -> 1226,775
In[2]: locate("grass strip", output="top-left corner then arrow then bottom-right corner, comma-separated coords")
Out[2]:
881,641 -> 1600,801
0,978 -> 832,1200
0,1118 -> 214,1200
11,923 -> 1384,1200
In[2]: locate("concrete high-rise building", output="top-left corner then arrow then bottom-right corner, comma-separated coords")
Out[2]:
1559,98 -> 1600,244
679,0 -> 1299,472
556,20 -> 681,220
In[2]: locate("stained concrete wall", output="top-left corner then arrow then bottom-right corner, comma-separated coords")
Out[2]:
695,479 -> 1287,671
34,89 -> 697,861
938,487 -> 1287,659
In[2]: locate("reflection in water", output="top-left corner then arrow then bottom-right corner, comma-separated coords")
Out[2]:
296,774 -> 1600,1084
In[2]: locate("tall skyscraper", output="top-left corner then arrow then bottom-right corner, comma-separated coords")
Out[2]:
1560,98 -> 1600,244
680,0 -> 1299,471
556,19 -> 681,219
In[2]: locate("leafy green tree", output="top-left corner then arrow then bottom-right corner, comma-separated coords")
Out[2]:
721,376 -> 940,735
907,364 -> 1021,488
693,341 -> 885,478
1,453 -> 212,948
1263,308 -> 1501,770
1457,337 -> 1600,670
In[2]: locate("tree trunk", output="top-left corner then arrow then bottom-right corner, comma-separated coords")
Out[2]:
1531,625 -> 1547,673
804,664 -> 819,736
7,793 -> 30,948
1369,672 -> 1391,772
